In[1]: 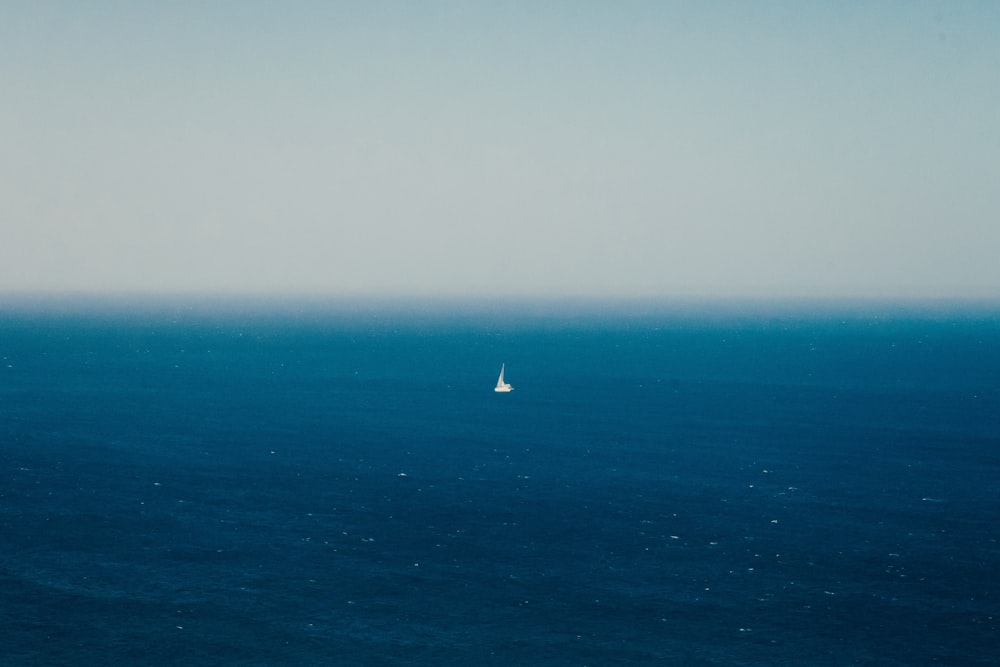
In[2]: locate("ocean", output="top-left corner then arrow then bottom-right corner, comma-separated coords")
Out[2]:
2,298 -> 998,665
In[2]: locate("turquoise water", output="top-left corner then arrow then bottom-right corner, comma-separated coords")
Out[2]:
2,300 -> 998,664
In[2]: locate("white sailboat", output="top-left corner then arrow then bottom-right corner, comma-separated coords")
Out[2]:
494,363 -> 513,392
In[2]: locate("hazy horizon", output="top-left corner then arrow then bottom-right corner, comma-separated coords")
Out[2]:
4,2 -> 999,299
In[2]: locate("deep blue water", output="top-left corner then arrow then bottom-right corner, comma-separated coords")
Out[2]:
2,300 -> 998,665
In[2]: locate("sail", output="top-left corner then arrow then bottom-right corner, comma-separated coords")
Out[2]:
494,363 -> 513,392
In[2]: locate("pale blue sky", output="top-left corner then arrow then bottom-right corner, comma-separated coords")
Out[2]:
2,1 -> 998,298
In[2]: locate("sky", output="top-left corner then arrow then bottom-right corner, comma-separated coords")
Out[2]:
2,1 -> 999,299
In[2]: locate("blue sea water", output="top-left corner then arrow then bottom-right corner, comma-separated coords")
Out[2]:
1,299 -> 998,665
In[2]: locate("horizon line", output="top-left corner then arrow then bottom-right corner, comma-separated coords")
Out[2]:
2,290 -> 999,317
